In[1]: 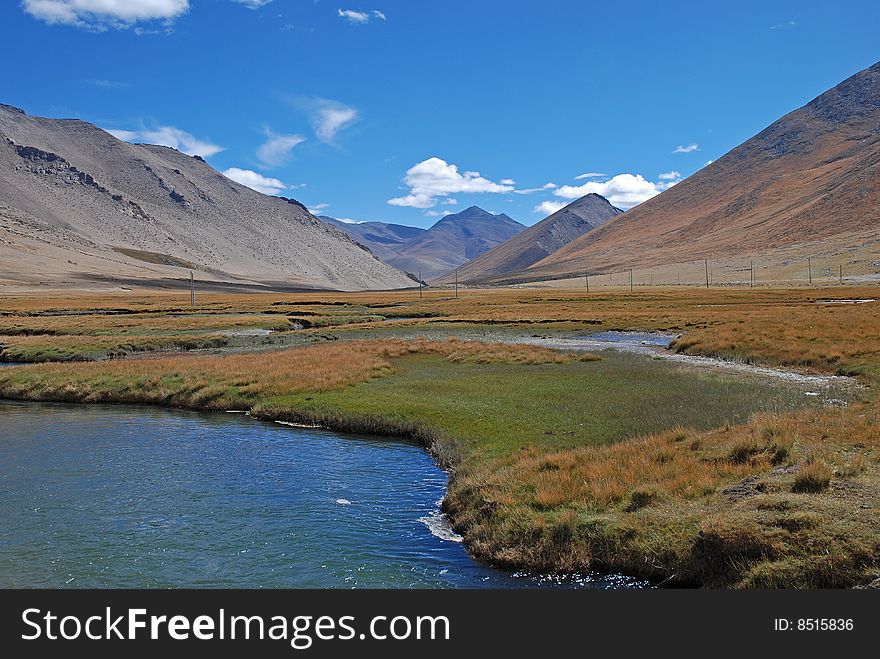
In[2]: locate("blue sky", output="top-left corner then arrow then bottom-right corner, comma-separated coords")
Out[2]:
2,1 -> 879,228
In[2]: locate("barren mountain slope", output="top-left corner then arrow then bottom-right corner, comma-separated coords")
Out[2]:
0,104 -> 413,291
436,194 -> 622,284
319,216 -> 425,262
385,206 -> 525,280
525,61 -> 880,280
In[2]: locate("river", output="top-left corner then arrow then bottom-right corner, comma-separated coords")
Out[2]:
0,401 -> 646,589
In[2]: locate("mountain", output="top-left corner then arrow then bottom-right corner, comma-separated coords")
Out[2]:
0,104 -> 413,291
436,194 -> 622,284
319,216 -> 425,261
523,60 -> 880,281
386,206 -> 526,280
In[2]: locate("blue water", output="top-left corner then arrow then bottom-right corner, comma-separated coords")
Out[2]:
0,401 -> 647,589
581,331 -> 677,347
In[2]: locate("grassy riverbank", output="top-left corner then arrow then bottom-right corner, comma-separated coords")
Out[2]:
0,287 -> 877,587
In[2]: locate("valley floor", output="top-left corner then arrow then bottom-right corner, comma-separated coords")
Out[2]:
0,286 -> 878,587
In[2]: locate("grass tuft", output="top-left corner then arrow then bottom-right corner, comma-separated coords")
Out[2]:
792,460 -> 833,493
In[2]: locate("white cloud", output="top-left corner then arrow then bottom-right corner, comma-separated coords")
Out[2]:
574,172 -> 605,180
769,20 -> 796,30
294,97 -> 359,143
555,173 -> 668,209
308,203 -> 330,214
442,198 -> 458,205
107,129 -> 139,141
337,8 -> 386,24
534,200 -> 567,215
500,178 -> 516,185
107,125 -> 223,157
257,129 -> 306,167
656,171 -> 682,191
232,0 -> 274,8
387,157 -> 515,208
333,217 -> 364,224
222,168 -> 287,195
672,143 -> 699,154
513,182 -> 558,195
316,106 -> 357,142
704,159 -> 715,167
22,0 -> 189,29
338,9 -> 369,23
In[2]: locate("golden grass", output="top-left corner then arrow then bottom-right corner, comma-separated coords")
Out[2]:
447,404 -> 879,586
0,333 -> 229,362
0,338 -> 594,408
0,313 -> 291,336
1,286 -> 878,587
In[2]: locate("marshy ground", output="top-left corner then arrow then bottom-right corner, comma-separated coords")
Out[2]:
0,286 -> 877,587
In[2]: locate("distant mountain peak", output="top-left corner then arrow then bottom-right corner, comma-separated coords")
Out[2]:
438,205 -> 520,225
436,193 -> 622,285
381,205 -> 525,280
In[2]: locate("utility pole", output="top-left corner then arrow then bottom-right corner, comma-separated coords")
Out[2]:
750,260 -> 754,288
677,271 -> 680,286
585,272 -> 589,293
418,271 -> 422,299
839,264 -> 843,286
454,267 -> 458,298
190,271 -> 195,307
704,259 -> 710,288
808,257 -> 812,286
629,269 -> 634,292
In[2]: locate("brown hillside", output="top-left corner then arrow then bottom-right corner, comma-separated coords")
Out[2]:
526,61 -> 880,280
436,193 -> 621,285
0,104 -> 413,292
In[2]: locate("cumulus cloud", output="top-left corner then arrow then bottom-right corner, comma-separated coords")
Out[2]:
222,168 -> 287,195
574,172 -> 605,180
534,200 -> 567,215
106,125 -> 223,157
387,157 -> 515,208
658,170 -> 680,180
257,129 -> 306,168
555,173 -> 671,209
293,97 -> 359,143
672,143 -> 699,154
337,8 -> 386,24
22,0 -> 189,30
